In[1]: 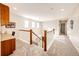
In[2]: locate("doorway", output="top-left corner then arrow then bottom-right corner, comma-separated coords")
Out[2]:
59,20 -> 67,35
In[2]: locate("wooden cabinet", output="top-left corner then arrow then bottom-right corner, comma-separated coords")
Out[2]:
1,38 -> 16,56
1,41 -> 6,56
11,39 -> 16,51
0,3 -> 9,26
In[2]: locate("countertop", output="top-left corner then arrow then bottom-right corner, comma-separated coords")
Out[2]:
0,33 -> 14,41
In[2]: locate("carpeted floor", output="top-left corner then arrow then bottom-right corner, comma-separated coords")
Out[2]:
10,39 -> 48,56
10,35 -> 79,56
47,35 -> 79,56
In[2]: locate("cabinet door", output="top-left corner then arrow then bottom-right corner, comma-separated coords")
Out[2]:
1,41 -> 6,56
11,39 -> 16,51
0,4 -> 1,26
5,40 -> 12,56
0,3 -> 9,26
1,39 -> 16,56
4,5 -> 9,25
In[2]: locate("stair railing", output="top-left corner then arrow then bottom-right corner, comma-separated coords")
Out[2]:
32,30 -> 42,46
42,30 -> 47,51
32,31 -> 42,40
19,29 -> 47,51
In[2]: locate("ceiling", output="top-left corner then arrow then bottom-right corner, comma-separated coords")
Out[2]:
4,3 -> 79,22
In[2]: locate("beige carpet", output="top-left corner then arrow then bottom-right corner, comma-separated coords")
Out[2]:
10,39 -> 48,56
47,35 -> 79,56
10,35 -> 79,56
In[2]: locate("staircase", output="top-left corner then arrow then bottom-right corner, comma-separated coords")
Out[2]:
10,39 -> 48,56
19,29 -> 47,51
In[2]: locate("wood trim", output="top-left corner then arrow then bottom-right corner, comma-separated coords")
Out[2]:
19,29 -> 30,32
19,29 -> 32,45
44,30 -> 47,51
30,29 -> 32,45
42,36 -> 44,48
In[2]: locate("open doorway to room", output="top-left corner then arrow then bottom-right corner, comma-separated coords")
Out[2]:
59,20 -> 67,35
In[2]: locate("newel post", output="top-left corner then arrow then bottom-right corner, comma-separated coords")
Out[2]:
42,36 -> 44,48
30,29 -> 32,45
44,30 -> 47,51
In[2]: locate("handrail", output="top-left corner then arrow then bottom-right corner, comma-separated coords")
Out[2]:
19,29 -> 30,32
32,31 -> 42,40
47,28 -> 55,33
43,30 -> 47,51
18,29 -> 47,51
47,30 -> 53,33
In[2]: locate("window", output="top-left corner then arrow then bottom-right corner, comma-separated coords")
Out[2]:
32,22 -> 35,28
37,23 -> 40,28
24,20 -> 29,28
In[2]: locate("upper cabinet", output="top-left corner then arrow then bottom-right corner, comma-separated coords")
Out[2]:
0,3 -> 9,26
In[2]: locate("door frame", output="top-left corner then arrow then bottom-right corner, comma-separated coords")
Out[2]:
59,20 -> 67,35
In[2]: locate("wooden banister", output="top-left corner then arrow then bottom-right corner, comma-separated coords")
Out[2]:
47,29 -> 53,33
19,29 -> 32,45
30,29 -> 32,45
19,29 -> 47,50
43,30 -> 47,51
19,29 -> 30,32
42,36 -> 44,48
32,31 -> 42,40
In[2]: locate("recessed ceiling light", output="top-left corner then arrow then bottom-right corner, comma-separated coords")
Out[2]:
60,9 -> 64,11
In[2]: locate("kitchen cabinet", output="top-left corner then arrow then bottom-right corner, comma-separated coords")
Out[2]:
1,38 -> 16,56
0,3 -> 9,26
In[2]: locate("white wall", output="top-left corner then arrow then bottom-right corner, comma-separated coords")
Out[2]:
42,20 -> 59,49
42,7 -> 79,51
68,9 -> 79,51
1,13 -> 42,44
1,6 -> 79,51
67,7 -> 79,52
67,17 -> 79,52
42,20 -> 59,35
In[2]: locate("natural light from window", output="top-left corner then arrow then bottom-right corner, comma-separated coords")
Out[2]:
37,23 -> 40,28
32,22 -> 35,28
24,20 -> 29,28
